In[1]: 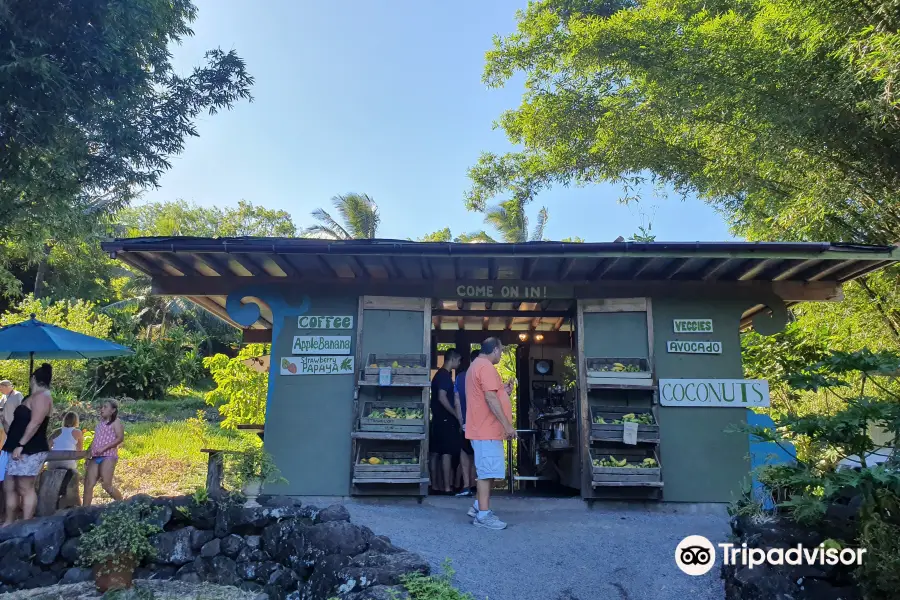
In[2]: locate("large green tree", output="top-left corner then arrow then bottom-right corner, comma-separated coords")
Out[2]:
0,0 -> 253,296
304,194 -> 380,239
467,0 -> 900,245
117,199 -> 297,238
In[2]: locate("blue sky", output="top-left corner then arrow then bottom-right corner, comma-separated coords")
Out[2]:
141,0 -> 737,242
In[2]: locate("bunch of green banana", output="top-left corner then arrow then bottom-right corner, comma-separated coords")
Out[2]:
640,457 -> 658,468
592,455 -> 629,468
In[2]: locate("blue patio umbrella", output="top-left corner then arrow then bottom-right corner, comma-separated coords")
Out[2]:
0,314 -> 133,377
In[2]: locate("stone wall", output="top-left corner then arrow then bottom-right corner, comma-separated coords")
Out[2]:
0,495 -> 428,600
720,514 -> 860,600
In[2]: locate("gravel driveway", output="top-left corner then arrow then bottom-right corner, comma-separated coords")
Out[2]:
347,496 -> 729,600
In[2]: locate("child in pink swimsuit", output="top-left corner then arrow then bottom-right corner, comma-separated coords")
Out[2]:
84,400 -> 125,506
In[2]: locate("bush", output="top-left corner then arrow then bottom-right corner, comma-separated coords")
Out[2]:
87,327 -> 206,400
224,436 -> 286,491
203,343 -> 269,429
0,295 -> 114,392
78,501 -> 161,576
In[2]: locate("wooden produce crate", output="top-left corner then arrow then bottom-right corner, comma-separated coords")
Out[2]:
586,357 -> 652,387
354,445 -> 422,481
590,448 -> 662,487
590,405 -> 659,443
358,400 -> 425,434
361,353 -> 429,385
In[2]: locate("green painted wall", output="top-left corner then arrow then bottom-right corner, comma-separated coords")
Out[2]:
358,309 -> 427,417
583,312 -> 649,358
651,298 -> 749,502
264,294 -> 359,496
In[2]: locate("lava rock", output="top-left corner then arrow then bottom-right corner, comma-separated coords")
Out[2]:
22,570 -> 59,589
237,543 -> 269,563
178,572 -> 202,584
237,560 -> 278,583
64,506 -> 103,537
60,537 -> 80,563
726,563 -> 800,600
145,500 -> 174,531
194,555 -> 240,586
60,567 -> 93,584
315,504 -> 351,524
222,534 -> 245,558
367,536 -> 403,555
216,504 -> 309,537
304,554 -> 352,599
0,555 -> 33,586
190,528 -> 215,551
241,580 -> 264,593
0,538 -> 33,561
267,565 -> 302,592
304,521 -> 370,562
260,495 -> 303,508
134,565 -> 177,581
151,526 -> 197,566
246,535 -> 262,549
200,538 -> 222,558
33,516 -> 67,565
333,551 -> 430,595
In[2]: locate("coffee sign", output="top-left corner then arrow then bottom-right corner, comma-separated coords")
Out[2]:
673,319 -> 713,333
297,315 -> 353,330
659,379 -> 769,408
292,336 -> 351,355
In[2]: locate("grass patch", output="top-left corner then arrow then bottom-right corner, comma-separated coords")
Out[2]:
401,561 -> 476,600
92,421 -> 250,501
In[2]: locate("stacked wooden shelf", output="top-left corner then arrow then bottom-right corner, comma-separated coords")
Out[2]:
584,356 -> 663,500
351,350 -> 430,500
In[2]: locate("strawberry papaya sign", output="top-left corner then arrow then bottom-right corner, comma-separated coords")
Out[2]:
280,356 -> 354,375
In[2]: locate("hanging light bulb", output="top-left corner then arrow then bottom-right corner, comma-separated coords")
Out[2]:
534,333 -> 545,342
518,332 -> 529,342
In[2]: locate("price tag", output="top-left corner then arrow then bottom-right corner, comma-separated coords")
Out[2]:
378,367 -> 392,386
622,421 -> 638,445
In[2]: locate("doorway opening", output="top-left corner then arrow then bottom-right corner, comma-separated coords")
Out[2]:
429,298 -> 580,498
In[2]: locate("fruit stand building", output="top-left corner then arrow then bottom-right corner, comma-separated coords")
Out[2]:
102,237 -> 899,503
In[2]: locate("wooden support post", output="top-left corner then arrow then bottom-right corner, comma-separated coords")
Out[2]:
202,449 -> 226,500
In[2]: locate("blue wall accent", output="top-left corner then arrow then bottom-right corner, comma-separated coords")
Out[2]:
747,410 -> 795,510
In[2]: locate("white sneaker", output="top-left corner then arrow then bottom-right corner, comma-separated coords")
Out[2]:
473,510 -> 507,530
467,506 -> 477,518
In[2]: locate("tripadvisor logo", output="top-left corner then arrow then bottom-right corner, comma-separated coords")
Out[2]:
675,535 -> 865,576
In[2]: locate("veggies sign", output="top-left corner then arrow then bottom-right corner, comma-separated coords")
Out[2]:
280,356 -> 354,375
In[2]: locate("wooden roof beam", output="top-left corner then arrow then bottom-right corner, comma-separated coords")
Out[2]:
806,259 -> 858,282
665,258 -> 691,280
631,257 -> 659,280
737,258 -> 782,281
587,257 -> 620,281
229,254 -> 263,277
559,258 -> 578,281
772,259 -> 822,281
269,254 -> 300,277
700,258 -> 734,281
156,253 -> 201,277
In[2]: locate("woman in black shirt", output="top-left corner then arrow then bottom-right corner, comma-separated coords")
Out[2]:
2,363 -> 53,525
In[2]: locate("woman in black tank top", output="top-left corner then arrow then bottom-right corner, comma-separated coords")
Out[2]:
2,363 -> 53,525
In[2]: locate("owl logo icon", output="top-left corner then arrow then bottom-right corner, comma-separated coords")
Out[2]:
675,535 -> 716,576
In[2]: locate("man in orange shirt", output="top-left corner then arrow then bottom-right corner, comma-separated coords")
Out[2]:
464,337 -> 516,530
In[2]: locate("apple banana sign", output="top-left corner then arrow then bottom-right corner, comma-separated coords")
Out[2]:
659,379 -> 770,408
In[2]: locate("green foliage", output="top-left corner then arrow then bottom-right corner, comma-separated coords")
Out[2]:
0,0 -> 253,297
203,344 -> 270,429
741,349 -> 900,598
401,560 -> 475,600
78,502 -> 161,574
225,436 -> 286,491
304,193 -> 380,239
117,199 -> 297,238
0,295 -> 114,391
87,327 -> 205,400
468,0 -> 900,247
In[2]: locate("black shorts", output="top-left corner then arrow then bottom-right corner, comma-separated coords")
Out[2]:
431,418 -> 462,456
461,435 -> 473,456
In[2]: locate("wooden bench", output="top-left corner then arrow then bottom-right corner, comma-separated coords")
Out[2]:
236,424 -> 264,441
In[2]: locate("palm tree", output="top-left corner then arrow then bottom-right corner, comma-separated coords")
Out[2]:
303,193 -> 380,239
463,199 -> 549,243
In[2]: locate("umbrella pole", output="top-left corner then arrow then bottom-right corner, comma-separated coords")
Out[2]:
29,352 -> 33,377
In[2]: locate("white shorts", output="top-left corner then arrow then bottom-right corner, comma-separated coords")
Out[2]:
472,440 -> 505,480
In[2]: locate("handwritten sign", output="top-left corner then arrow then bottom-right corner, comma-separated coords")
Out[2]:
280,356 -> 354,375
378,367 -> 392,386
438,281 -> 574,300
297,315 -> 353,330
292,336 -> 351,355
666,340 -> 722,354
622,422 -> 638,445
659,379 -> 769,408
673,319 -> 713,333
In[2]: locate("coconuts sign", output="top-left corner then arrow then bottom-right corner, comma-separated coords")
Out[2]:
280,356 -> 354,375
659,379 -> 769,408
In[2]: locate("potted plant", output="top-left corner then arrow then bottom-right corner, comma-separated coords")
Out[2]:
226,439 -> 287,507
77,502 -> 161,592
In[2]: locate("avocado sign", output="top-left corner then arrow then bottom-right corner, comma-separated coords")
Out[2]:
659,379 -> 769,407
